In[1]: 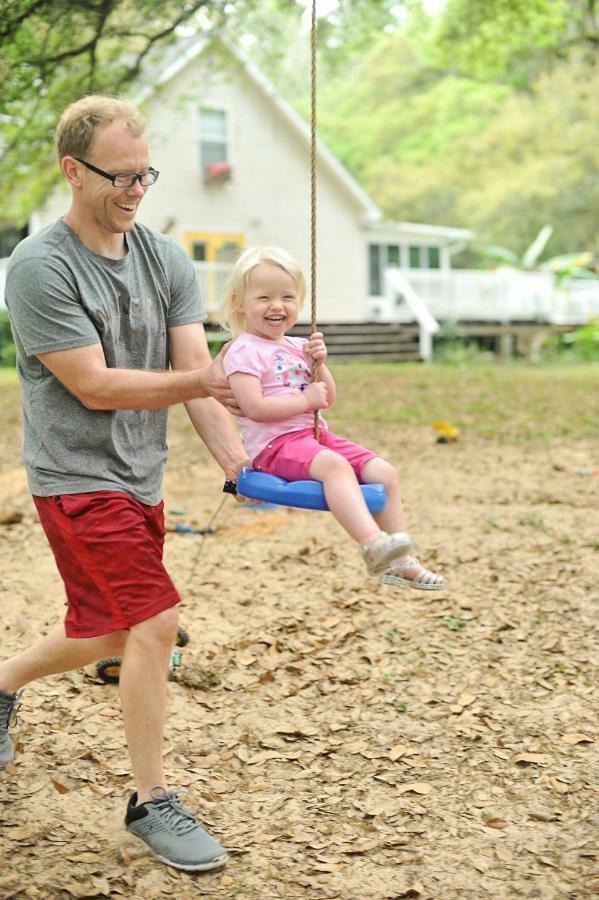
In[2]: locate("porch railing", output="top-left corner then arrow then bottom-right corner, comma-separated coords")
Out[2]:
193,261 -> 233,316
386,268 -> 599,325
384,269 -> 440,361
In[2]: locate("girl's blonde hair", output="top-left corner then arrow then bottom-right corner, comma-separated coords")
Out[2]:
56,95 -> 146,162
220,246 -> 307,338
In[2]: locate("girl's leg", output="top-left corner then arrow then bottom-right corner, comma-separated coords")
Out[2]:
309,449 -> 380,544
308,450 -> 411,572
361,457 -> 446,589
360,457 -> 406,534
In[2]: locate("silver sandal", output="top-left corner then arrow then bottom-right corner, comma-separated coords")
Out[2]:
380,556 -> 447,591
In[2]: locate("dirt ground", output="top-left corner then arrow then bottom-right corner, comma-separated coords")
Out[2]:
0,400 -> 597,900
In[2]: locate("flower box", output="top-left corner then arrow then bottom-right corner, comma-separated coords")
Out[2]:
204,161 -> 232,183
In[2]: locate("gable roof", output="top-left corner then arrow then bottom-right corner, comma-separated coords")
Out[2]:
134,32 -> 382,223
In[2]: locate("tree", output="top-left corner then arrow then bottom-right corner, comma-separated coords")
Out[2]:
432,0 -> 597,85
0,0 -> 250,225
302,7 -> 598,260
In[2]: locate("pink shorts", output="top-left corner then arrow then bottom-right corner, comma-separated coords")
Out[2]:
33,491 -> 180,639
252,427 -> 377,482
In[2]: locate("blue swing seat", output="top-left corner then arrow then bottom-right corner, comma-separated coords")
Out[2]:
236,468 -> 386,513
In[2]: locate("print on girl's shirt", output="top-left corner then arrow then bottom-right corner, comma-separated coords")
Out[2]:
272,351 -> 310,389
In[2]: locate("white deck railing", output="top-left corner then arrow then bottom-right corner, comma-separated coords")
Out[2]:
193,261 -> 233,316
387,268 -> 599,325
384,269 -> 440,361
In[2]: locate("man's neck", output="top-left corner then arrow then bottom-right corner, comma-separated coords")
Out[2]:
63,210 -> 128,260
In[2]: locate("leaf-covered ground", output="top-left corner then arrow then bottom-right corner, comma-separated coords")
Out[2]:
0,365 -> 597,899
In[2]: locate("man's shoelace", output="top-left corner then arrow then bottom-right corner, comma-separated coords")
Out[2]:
1,690 -> 22,729
150,789 -> 199,836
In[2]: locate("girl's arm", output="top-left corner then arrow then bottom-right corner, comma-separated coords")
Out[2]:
229,372 -> 328,423
305,332 -> 337,406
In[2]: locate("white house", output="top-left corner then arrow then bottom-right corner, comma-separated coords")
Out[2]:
28,35 -> 471,327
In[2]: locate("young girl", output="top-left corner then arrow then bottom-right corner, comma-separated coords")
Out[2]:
220,246 -> 446,590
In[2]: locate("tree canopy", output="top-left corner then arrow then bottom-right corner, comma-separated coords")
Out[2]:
1,0 -> 597,264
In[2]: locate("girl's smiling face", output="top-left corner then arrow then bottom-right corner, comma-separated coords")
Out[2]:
241,263 -> 301,341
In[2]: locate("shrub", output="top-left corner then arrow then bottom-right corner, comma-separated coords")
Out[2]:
0,310 -> 16,367
544,319 -> 599,363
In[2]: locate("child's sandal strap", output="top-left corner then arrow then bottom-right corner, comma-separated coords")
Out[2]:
391,556 -> 419,572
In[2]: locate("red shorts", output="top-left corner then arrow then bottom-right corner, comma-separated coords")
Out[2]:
252,427 -> 377,482
33,491 -> 180,639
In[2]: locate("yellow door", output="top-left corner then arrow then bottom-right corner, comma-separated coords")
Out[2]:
183,231 -> 245,316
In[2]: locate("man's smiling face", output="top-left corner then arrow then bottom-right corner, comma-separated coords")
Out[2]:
78,118 -> 150,236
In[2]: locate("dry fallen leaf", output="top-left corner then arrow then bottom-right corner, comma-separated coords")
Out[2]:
458,692 -> 477,707
484,817 -> 508,829
247,782 -> 270,792
388,743 -> 409,761
396,782 -> 433,796
514,753 -> 550,766
343,838 -> 380,854
50,778 -> 70,795
561,733 -> 594,745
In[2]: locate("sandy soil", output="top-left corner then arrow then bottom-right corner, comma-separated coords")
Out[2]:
0,405 -> 597,900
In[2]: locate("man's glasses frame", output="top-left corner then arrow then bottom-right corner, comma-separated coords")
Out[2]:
73,157 -> 159,188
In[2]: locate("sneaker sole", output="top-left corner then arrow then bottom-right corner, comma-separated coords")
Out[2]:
153,850 -> 229,872
127,829 -> 229,871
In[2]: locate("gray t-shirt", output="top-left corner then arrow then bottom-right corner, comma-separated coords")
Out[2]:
6,219 -> 205,504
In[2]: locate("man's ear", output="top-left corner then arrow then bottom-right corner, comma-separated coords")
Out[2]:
61,156 -> 83,188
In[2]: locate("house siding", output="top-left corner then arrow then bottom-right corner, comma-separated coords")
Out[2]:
35,49 -> 369,323
141,53 -> 370,322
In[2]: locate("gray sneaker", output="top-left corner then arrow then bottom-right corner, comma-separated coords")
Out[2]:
125,787 -> 229,871
0,688 -> 22,767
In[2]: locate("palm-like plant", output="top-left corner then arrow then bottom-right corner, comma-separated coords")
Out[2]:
480,225 -> 595,284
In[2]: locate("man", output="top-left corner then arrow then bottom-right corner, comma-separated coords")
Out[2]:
0,95 -> 249,872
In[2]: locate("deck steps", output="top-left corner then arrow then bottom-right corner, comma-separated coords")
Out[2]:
288,322 -> 422,362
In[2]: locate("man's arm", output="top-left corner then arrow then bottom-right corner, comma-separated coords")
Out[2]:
169,323 -> 249,480
37,339 -> 238,412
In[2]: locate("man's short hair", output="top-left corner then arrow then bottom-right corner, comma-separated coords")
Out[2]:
56,95 -> 146,162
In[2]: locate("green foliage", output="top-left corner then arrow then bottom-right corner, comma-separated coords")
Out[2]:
0,0 -> 242,226
314,29 -> 599,259
545,320 -> 599,362
432,0 -> 575,85
0,310 -> 16,367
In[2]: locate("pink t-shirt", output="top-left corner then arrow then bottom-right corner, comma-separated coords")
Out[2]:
223,332 -> 326,461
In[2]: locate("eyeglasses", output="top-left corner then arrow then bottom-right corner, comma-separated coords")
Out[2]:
73,157 -> 159,188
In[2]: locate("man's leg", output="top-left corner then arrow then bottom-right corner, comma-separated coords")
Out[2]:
0,624 -> 128,767
119,606 -> 229,872
118,606 -> 178,802
0,625 -> 128,693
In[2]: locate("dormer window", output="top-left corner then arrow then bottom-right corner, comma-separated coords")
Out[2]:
198,107 -> 230,182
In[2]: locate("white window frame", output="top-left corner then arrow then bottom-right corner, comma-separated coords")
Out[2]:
197,106 -> 230,173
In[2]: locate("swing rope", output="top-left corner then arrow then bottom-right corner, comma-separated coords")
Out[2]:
227,1 -> 387,514
309,0 -> 320,441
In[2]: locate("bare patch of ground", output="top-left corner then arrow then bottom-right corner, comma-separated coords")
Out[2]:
0,376 -> 597,899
